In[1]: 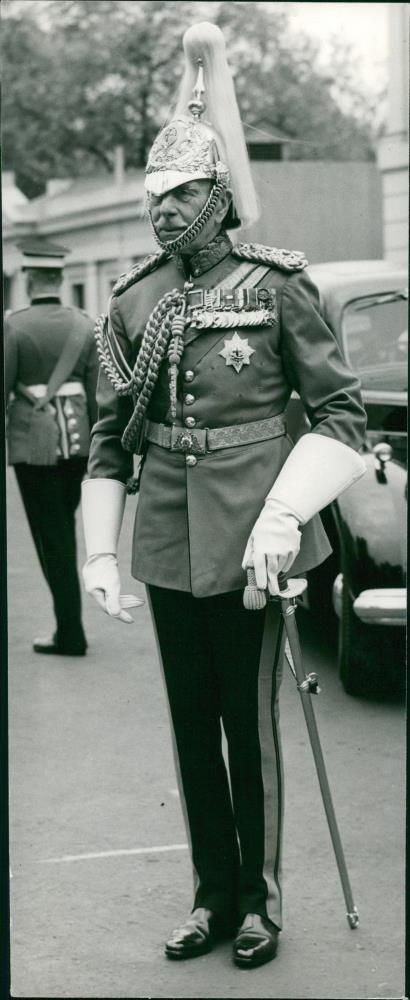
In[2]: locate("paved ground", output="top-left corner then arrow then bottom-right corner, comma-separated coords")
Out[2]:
6,468 -> 406,999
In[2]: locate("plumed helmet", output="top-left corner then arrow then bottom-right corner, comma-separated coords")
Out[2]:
145,22 -> 259,229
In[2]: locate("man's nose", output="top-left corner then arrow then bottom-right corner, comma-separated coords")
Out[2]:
159,194 -> 178,218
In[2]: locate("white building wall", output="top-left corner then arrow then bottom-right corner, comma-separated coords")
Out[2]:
3,160 -> 384,315
377,3 -> 409,265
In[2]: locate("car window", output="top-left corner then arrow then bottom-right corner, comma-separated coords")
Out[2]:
341,295 -> 408,391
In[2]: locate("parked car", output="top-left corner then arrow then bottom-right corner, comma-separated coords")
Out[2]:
287,260 -> 407,699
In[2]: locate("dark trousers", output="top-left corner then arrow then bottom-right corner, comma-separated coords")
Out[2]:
148,586 -> 285,928
14,459 -> 88,651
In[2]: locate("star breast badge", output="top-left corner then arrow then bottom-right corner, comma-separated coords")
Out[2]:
219,332 -> 255,373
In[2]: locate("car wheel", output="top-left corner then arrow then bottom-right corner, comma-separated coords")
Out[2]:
338,575 -> 405,700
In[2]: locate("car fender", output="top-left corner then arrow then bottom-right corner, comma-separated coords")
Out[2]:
333,452 -> 406,598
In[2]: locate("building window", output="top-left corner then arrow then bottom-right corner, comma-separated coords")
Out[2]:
72,283 -> 85,309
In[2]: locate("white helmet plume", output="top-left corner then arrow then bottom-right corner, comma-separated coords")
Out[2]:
175,22 -> 259,229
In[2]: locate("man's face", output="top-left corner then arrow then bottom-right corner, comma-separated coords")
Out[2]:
149,179 -> 213,243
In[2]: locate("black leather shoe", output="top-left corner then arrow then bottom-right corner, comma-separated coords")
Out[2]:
233,914 -> 279,968
165,907 -> 234,960
32,636 -> 87,656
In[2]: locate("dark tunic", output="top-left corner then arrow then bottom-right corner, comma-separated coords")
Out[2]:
5,299 -> 98,463
88,245 -> 366,596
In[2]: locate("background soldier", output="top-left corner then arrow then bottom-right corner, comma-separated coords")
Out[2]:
81,23 -> 366,968
5,239 -> 98,656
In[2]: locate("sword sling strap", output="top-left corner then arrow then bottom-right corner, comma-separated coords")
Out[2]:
35,313 -> 90,410
214,261 -> 274,294
16,313 -> 90,465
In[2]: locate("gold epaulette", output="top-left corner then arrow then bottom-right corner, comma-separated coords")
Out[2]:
232,242 -> 308,272
111,250 -> 170,297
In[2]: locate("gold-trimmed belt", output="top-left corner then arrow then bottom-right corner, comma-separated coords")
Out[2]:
144,414 -> 286,455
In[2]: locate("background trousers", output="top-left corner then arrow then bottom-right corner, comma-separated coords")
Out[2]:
14,458 -> 88,652
148,586 -> 286,929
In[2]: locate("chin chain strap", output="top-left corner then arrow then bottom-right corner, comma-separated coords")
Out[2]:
148,180 -> 226,254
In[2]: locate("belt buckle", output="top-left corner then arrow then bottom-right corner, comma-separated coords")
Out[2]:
170,426 -> 207,454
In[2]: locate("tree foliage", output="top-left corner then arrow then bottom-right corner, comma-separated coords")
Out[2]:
2,0 -> 380,198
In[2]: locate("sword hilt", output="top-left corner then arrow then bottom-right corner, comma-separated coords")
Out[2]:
244,568 -> 308,609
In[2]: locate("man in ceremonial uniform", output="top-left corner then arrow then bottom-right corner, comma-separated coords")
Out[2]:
82,23 -> 366,968
5,240 -> 98,656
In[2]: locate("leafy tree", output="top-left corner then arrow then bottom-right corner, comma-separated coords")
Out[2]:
213,1 -> 377,160
1,0 -> 380,198
2,13 -> 67,197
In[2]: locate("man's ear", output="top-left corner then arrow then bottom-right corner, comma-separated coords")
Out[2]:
218,188 -> 242,230
215,186 -> 233,223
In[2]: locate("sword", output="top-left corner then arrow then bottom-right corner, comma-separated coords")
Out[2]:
244,567 -> 359,929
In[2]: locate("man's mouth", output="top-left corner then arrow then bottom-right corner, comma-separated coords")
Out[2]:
158,225 -> 183,240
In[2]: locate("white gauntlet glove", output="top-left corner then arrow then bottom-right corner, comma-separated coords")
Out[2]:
242,500 -> 301,595
81,478 -> 143,624
82,553 -> 143,624
242,433 -> 366,596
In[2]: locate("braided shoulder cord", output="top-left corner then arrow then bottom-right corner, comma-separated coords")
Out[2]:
95,289 -> 183,393
120,291 -> 186,452
167,310 -> 186,420
131,290 -> 182,397
95,313 -> 133,396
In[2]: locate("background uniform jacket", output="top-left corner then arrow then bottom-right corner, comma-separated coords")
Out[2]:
88,246 -> 367,597
5,300 -> 98,465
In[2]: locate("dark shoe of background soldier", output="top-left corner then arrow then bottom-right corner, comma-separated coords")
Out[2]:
233,913 -> 279,968
165,907 -> 237,960
32,635 -> 87,656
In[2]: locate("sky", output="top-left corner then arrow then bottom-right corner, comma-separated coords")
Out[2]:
284,2 -> 389,90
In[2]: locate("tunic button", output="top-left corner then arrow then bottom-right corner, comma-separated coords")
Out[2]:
185,416 -> 196,428
184,393 -> 195,405
186,455 -> 197,467
184,370 -> 195,383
